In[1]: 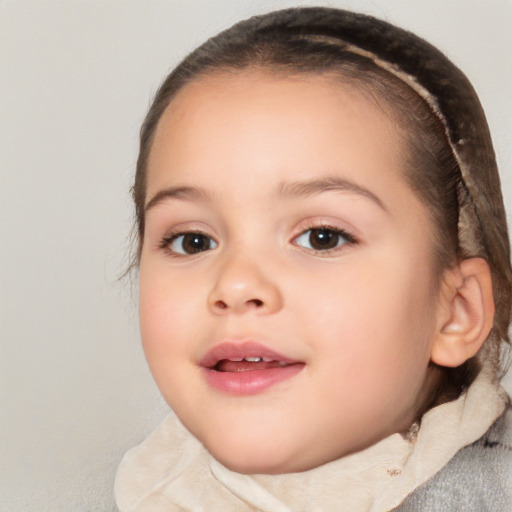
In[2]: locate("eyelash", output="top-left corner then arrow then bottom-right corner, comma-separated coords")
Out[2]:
291,224 -> 357,254
158,230 -> 218,257
158,224 -> 357,257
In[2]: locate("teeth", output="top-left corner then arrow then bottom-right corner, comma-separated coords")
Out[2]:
224,356 -> 286,364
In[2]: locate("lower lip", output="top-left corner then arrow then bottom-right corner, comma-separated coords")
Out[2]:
202,364 -> 304,395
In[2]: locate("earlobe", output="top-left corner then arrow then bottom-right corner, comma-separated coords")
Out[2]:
430,258 -> 494,368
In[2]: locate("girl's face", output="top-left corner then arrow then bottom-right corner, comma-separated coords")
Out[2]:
139,71 -> 443,473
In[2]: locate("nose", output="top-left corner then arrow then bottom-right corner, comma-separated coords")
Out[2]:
207,253 -> 283,315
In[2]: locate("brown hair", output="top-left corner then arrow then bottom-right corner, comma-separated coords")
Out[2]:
130,7 -> 511,413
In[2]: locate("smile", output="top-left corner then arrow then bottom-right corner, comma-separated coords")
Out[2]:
200,342 -> 305,395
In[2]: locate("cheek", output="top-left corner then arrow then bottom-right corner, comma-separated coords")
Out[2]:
138,264 -> 201,366
138,265 -> 209,411
296,250 -> 437,372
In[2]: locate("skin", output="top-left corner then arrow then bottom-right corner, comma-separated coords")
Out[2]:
139,71 -> 446,474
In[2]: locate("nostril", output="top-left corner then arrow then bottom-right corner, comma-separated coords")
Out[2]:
214,300 -> 228,310
248,299 -> 264,308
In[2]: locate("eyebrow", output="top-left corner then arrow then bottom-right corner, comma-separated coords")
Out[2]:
145,175 -> 388,213
145,185 -> 210,212
277,176 -> 388,213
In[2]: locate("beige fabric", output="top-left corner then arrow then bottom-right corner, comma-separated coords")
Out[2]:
115,374 -> 508,512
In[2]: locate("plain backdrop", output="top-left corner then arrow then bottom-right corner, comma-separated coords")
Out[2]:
1,1 -> 511,510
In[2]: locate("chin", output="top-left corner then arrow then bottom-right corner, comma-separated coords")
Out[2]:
205,440 -> 303,475
205,437 -> 344,475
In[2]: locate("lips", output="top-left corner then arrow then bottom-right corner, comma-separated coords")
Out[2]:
199,341 -> 304,395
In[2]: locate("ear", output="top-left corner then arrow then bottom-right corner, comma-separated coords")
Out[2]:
430,258 -> 494,368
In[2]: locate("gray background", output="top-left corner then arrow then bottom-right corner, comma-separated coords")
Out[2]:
1,1 -> 511,510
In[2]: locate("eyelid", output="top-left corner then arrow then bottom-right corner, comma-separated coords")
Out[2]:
290,221 -> 358,254
157,221 -> 219,243
292,218 -> 359,242
158,226 -> 219,257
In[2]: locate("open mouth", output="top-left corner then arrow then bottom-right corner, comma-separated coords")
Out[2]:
213,357 -> 293,373
200,342 -> 305,394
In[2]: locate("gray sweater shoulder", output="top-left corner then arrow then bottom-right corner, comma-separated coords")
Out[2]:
394,407 -> 512,512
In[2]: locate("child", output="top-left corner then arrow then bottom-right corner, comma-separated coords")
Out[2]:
115,7 -> 511,511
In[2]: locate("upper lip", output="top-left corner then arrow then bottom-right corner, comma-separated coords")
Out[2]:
199,341 -> 300,368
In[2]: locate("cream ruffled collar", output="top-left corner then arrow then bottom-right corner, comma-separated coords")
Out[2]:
115,373 -> 508,511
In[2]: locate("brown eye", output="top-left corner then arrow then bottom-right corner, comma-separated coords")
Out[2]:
168,233 -> 218,255
294,228 -> 350,251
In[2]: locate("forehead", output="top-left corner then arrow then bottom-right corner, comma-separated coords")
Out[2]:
146,71 -> 406,197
